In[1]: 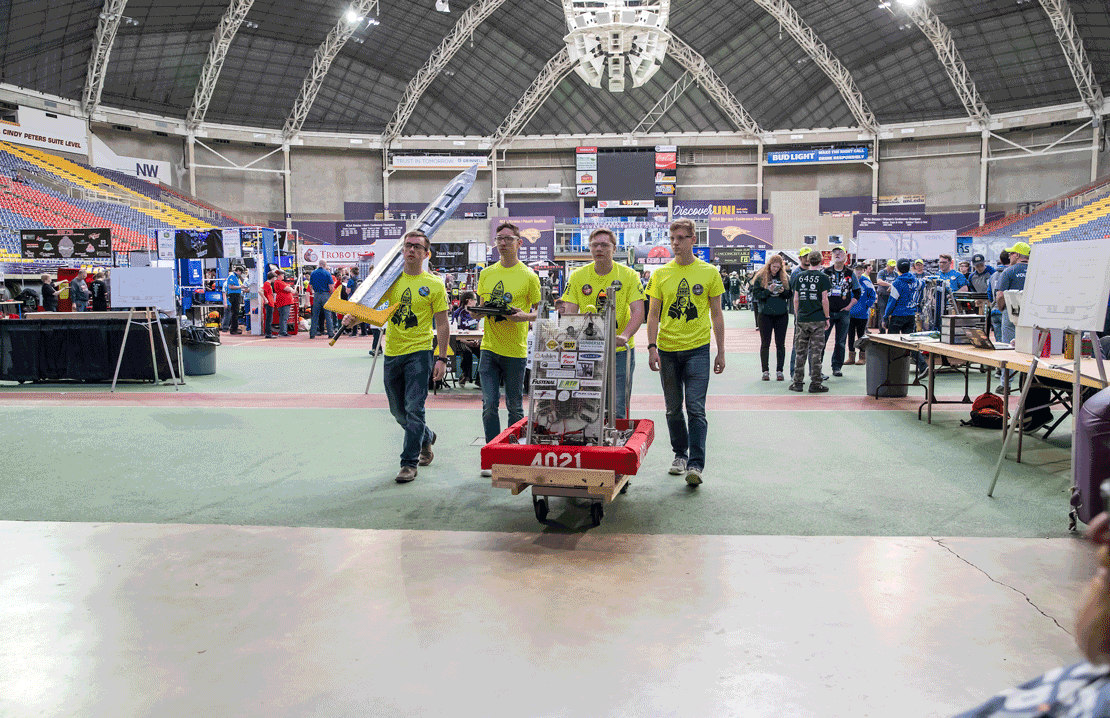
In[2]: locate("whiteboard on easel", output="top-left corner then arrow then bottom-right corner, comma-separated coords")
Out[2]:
1019,239 -> 1110,331
113,267 -> 177,313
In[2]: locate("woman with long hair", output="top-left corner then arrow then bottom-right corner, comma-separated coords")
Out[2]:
751,254 -> 793,381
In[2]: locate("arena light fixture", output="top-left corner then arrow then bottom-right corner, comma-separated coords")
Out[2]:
562,0 -> 670,93
345,8 -> 364,23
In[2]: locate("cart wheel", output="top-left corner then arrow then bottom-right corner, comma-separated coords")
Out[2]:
533,498 -> 548,523
590,502 -> 604,526
620,480 -> 630,494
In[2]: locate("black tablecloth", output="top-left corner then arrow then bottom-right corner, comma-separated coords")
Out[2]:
0,317 -> 180,382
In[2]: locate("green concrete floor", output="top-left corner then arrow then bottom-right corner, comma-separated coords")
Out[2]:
0,310 -> 1078,537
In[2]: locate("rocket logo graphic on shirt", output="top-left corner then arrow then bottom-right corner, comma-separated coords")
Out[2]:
390,288 -> 419,329
667,279 -> 698,322
489,281 -> 509,322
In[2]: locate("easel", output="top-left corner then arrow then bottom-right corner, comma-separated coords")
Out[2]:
987,326 -> 1106,497
111,307 -> 180,392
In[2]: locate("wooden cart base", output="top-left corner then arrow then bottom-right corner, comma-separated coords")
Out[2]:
491,463 -> 630,526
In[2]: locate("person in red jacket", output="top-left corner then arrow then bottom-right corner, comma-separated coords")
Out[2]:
272,269 -> 295,337
261,270 -> 276,338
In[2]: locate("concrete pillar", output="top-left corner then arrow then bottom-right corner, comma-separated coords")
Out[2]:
490,153 -> 499,209
979,129 -> 990,227
756,141 -> 764,213
871,137 -> 879,215
187,134 -> 196,197
382,147 -> 390,219
1092,116 -> 1101,183
282,143 -> 292,231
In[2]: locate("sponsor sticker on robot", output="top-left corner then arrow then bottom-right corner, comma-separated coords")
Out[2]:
578,340 -> 605,351
562,340 -> 577,351
557,390 -> 571,402
578,352 -> 603,360
545,339 -> 558,350
580,380 -> 603,388
572,391 -> 602,399
576,362 -> 595,379
534,351 -> 559,361
540,361 -> 565,369
557,379 -> 580,389
532,378 -> 557,388
560,352 -> 577,365
534,390 -> 557,400
545,370 -> 575,379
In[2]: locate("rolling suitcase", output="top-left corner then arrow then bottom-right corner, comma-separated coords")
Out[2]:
1072,386 -> 1110,526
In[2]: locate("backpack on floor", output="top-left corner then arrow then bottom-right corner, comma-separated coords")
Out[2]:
960,392 -> 1005,429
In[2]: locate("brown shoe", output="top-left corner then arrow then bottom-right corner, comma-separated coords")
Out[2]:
847,351 -> 856,365
418,430 -> 436,466
856,351 -> 866,365
395,465 -> 418,483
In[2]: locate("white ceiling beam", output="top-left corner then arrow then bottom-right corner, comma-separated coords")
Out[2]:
633,71 -> 695,135
82,0 -> 129,117
900,1 -> 991,127
187,0 -> 256,131
748,0 -> 879,133
382,0 -> 510,147
664,33 -> 764,139
283,0 -> 379,140
489,47 -> 576,152
1038,0 -> 1104,116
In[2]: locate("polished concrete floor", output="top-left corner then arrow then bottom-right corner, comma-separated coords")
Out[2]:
0,311 -> 1096,717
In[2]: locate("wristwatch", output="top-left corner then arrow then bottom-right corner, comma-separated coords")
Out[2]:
436,356 -> 447,362
647,343 -> 658,350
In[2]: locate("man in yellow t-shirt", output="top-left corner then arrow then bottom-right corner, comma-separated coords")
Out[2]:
645,218 -> 726,487
344,230 -> 448,484
476,222 -> 542,470
560,227 -> 644,419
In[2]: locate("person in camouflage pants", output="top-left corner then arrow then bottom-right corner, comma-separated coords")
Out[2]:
789,251 -> 832,393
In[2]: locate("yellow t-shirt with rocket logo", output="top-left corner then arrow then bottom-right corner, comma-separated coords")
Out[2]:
383,271 -> 448,357
645,259 -> 724,352
476,261 -> 541,359
560,262 -> 644,352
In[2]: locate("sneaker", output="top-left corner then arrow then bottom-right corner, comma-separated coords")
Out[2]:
685,467 -> 703,487
822,374 -> 830,381
668,457 -> 687,475
832,370 -> 843,377
1023,411 -> 1053,433
761,371 -> 770,381
809,383 -> 830,393
480,468 -> 492,478
776,371 -> 784,381
395,465 -> 418,483
418,430 -> 436,466
789,382 -> 803,392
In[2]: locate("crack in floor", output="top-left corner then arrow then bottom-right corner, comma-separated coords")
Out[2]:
932,537 -> 1073,637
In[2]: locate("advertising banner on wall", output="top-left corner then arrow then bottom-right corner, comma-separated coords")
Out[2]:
21,228 -> 112,259
488,217 -> 554,263
301,244 -> 380,266
174,228 -> 224,259
430,242 -> 469,271
337,220 -> 406,245
575,151 -> 597,170
707,214 -> 774,248
90,134 -> 171,184
655,145 -> 677,198
221,227 -> 243,259
766,146 -> 869,165
672,200 -> 759,218
391,155 -> 488,169
155,229 -> 175,260
1,105 -> 87,154
576,146 -> 598,197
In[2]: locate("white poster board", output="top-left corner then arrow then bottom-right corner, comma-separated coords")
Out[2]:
222,227 -> 243,259
1019,239 -> 1110,331
853,230 -> 956,260
155,229 -> 175,260
112,267 -> 176,313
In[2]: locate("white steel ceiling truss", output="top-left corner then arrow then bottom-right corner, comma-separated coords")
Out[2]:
82,0 -> 129,116
748,0 -> 878,133
633,71 -> 694,135
489,47 -> 576,152
187,0 -> 256,131
382,0 -> 509,147
665,34 -> 763,138
283,0 -> 379,140
900,1 -> 991,127
1038,0 -> 1105,116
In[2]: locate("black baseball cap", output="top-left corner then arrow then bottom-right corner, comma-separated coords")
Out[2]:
971,254 -> 985,265
897,259 -> 912,273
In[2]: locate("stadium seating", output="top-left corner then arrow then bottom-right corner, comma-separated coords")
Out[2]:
1015,195 -> 1110,243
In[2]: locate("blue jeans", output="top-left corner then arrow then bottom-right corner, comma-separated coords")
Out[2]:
1001,312 -> 1017,387
478,351 -> 527,442
277,305 -> 290,336
991,311 -> 1003,343
73,298 -> 87,311
658,344 -> 711,471
823,310 -> 851,372
383,350 -> 434,467
614,348 -> 635,419
310,293 -> 334,338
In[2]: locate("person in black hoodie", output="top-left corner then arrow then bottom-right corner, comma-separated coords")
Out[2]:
751,254 -> 792,381
89,272 -> 108,311
822,247 -> 861,377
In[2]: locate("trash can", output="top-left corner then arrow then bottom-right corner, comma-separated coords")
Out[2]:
181,326 -> 220,376
865,339 -> 909,397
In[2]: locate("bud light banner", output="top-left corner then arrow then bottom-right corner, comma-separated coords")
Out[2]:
708,214 -> 773,249
766,146 -> 869,164
488,216 -> 555,264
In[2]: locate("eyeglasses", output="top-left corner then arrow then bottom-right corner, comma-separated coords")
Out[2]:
404,243 -> 426,251
495,235 -> 517,242
670,234 -> 693,241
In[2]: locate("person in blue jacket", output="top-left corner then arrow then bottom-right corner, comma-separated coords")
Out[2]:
882,258 -> 927,372
848,262 -> 877,365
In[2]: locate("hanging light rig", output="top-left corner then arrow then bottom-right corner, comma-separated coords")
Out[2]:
562,0 -> 671,92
